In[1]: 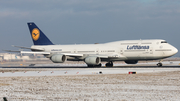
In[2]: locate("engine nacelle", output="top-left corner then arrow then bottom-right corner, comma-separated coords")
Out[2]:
85,56 -> 101,65
124,60 -> 138,64
50,54 -> 67,63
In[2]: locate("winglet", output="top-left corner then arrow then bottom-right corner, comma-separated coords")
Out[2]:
27,22 -> 54,45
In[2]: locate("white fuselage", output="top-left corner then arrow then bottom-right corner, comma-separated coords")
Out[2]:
31,39 -> 178,62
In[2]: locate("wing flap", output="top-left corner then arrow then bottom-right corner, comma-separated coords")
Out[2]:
62,53 -> 83,57
21,51 -> 50,54
21,51 -> 83,56
90,54 -> 126,58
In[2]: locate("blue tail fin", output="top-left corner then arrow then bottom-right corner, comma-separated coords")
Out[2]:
27,22 -> 54,45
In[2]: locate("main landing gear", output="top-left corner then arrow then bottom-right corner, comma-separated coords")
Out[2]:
87,63 -> 102,67
105,61 -> 113,67
87,61 -> 114,67
157,60 -> 163,67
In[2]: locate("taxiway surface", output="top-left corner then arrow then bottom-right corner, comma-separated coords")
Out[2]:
0,65 -> 180,77
0,61 -> 180,77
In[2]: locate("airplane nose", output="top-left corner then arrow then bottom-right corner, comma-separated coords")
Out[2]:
172,47 -> 178,55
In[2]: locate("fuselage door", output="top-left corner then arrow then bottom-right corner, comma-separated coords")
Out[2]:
150,47 -> 153,54
96,48 -> 99,54
74,49 -> 76,53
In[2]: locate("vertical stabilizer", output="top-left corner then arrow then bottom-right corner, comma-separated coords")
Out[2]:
27,22 -> 54,45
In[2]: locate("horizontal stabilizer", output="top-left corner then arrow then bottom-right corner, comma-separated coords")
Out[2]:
12,45 -> 44,51
12,45 -> 32,49
3,50 -> 21,53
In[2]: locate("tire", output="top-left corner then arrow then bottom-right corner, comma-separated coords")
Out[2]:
157,63 -> 162,67
105,62 -> 113,67
87,64 -> 102,67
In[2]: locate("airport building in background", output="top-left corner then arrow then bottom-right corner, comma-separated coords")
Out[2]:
0,53 -> 48,62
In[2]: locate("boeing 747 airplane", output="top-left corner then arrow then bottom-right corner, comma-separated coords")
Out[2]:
6,22 -> 178,67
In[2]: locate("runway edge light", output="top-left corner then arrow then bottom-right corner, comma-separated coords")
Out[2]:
129,72 -> 136,74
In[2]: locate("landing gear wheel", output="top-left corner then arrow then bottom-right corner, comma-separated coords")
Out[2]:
157,63 -> 162,67
157,59 -> 163,67
97,63 -> 102,67
87,63 -> 102,67
105,61 -> 113,67
87,65 -> 94,67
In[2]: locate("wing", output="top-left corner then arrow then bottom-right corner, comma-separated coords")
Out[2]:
4,47 -> 84,56
88,53 -> 126,58
20,52 -> 124,58
4,50 -> 84,57
4,46 -> 125,60
22,52 -> 83,57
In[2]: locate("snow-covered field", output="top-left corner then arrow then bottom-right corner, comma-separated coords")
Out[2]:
0,70 -> 180,101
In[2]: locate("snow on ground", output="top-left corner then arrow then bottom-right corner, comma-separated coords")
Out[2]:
0,61 -> 180,100
0,70 -> 180,100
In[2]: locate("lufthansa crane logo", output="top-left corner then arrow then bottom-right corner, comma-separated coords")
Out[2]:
32,28 -> 40,41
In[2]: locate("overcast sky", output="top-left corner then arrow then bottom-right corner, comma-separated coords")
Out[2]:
0,0 -> 180,56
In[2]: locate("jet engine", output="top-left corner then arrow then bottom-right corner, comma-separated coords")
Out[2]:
50,54 -> 67,63
124,60 -> 138,64
85,56 -> 101,65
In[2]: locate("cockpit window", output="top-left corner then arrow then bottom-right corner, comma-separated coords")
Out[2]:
161,41 -> 167,43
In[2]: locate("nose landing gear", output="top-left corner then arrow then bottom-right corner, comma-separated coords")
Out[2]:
157,60 -> 163,67
157,63 -> 163,67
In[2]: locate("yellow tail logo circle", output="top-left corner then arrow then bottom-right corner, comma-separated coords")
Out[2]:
32,28 -> 40,41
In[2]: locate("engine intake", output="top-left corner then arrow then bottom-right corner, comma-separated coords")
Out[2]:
50,54 -> 67,63
85,56 -> 101,65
